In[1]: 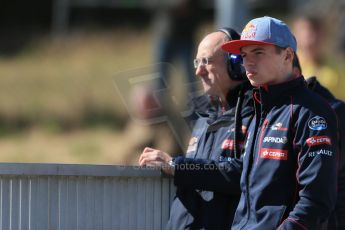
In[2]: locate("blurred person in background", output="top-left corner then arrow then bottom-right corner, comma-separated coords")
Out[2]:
121,84 -> 182,164
293,55 -> 345,230
292,15 -> 342,96
151,0 -> 201,95
122,0 -> 201,164
139,28 -> 254,229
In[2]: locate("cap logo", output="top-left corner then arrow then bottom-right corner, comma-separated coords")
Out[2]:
221,16 -> 297,54
241,22 -> 257,39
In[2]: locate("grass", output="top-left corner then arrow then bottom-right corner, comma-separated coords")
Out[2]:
0,28 -> 156,164
0,126 -> 130,164
0,27 -> 201,164
0,28 -> 152,129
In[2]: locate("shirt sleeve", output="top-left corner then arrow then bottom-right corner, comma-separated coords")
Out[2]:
332,101 -> 345,229
173,156 -> 242,195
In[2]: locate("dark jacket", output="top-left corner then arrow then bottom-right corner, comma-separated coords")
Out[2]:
232,77 -> 338,230
307,76 -> 345,230
166,82 -> 254,230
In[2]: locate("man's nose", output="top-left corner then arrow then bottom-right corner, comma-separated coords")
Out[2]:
195,64 -> 207,77
243,56 -> 254,68
243,55 -> 255,65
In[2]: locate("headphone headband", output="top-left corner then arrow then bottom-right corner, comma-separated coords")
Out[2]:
217,27 -> 247,81
218,27 -> 241,41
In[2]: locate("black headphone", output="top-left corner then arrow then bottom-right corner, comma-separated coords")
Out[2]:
218,27 -> 247,81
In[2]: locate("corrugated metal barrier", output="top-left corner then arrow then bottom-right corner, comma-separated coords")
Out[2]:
0,163 -> 175,230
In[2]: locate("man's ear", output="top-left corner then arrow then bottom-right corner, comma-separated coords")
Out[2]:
285,47 -> 294,63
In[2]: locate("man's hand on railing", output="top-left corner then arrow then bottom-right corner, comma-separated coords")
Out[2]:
139,147 -> 174,175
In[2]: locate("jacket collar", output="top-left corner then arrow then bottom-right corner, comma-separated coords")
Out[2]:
191,81 -> 253,116
253,76 -> 306,112
226,81 -> 252,109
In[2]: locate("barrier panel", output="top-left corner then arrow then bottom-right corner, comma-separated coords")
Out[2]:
0,163 -> 174,230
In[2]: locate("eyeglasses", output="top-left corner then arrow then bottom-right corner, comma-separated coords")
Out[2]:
193,57 -> 213,69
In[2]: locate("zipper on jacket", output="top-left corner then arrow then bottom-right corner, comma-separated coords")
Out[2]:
242,119 -> 259,227
256,119 -> 269,164
241,90 -> 261,228
242,111 -> 267,228
205,113 -> 231,160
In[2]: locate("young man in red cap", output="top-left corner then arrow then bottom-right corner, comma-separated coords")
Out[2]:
221,16 -> 337,229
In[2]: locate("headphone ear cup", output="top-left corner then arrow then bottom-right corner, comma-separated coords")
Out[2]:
218,27 -> 247,81
227,53 -> 247,81
226,53 -> 233,79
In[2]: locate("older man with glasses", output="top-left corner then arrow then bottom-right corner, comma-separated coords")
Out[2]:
139,28 -> 254,230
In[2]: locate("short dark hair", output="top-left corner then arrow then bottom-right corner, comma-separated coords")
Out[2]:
274,46 -> 301,73
292,53 -> 302,73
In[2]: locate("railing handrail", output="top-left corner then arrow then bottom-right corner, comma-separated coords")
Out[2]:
0,163 -> 164,177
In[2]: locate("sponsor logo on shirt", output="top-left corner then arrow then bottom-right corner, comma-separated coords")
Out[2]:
306,136 -> 331,147
308,149 -> 333,157
270,122 -> 288,131
263,136 -> 288,144
221,139 -> 244,150
260,148 -> 288,160
308,116 -> 327,130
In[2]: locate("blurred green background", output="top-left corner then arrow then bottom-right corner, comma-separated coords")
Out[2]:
0,0 -> 344,164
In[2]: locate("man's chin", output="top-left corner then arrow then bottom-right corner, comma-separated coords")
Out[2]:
249,79 -> 261,87
202,87 -> 212,94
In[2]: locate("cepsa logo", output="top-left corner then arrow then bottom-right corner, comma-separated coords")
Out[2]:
260,148 -> 288,160
308,116 -> 327,130
241,22 -> 257,39
306,136 -> 331,147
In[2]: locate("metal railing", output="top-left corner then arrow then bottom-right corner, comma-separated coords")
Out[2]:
0,163 -> 174,230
